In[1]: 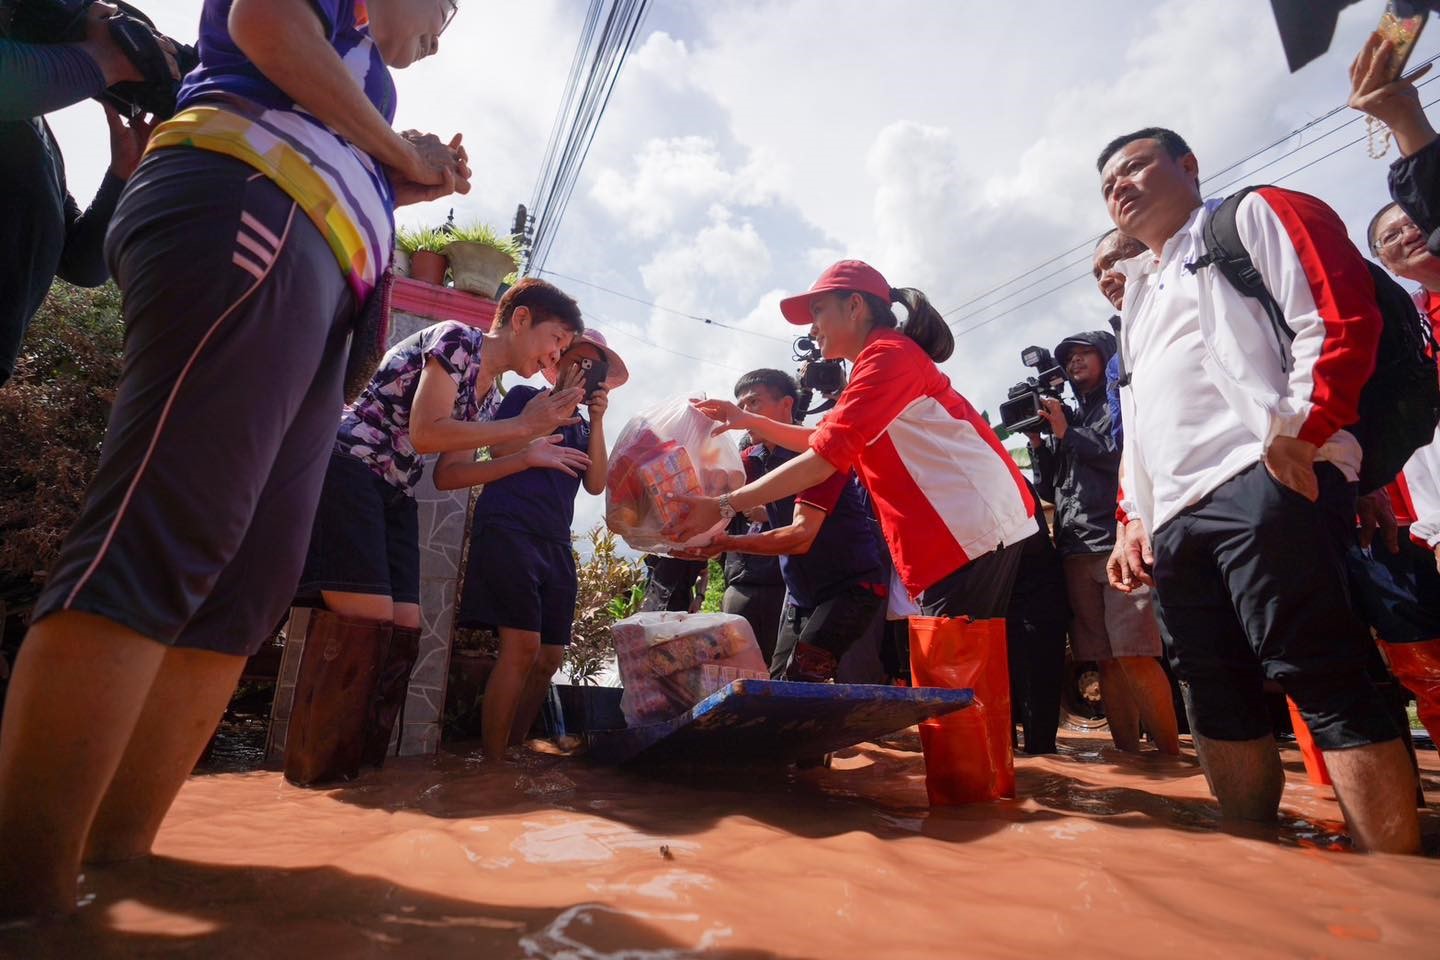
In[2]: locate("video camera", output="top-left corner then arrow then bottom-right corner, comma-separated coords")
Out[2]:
998,345 -> 1069,435
792,335 -> 846,419
0,0 -> 198,119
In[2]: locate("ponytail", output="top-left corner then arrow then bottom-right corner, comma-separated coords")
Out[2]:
856,287 -> 954,363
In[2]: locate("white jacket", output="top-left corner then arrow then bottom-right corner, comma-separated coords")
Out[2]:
1117,189 -> 1382,532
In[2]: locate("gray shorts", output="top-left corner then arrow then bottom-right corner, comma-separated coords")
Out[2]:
32,149 -> 356,657
1063,553 -> 1162,660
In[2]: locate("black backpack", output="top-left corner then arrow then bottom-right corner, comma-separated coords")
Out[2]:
1190,185 -> 1440,494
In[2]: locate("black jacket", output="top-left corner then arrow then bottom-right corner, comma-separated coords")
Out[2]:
1031,331 -> 1121,557
0,41 -> 118,386
1389,136 -> 1440,257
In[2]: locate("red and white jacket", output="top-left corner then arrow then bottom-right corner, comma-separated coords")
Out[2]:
809,328 -> 1036,596
1116,189 -> 1381,531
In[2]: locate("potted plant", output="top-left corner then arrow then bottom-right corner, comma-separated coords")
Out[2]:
397,227 -> 450,286
444,222 -> 519,299
554,528 -> 644,733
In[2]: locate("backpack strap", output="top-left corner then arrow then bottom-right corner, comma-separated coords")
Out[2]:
1185,185 -> 1296,373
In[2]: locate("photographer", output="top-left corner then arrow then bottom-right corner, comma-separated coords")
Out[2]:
0,0 -> 183,386
1028,330 -> 1180,756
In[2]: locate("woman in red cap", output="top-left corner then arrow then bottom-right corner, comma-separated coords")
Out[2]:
676,260 -> 1036,617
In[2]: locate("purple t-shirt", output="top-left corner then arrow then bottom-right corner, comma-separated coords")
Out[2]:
336,322 -> 502,495
165,0 -> 396,296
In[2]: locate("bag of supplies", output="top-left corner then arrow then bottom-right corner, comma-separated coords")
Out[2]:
606,395 -> 746,554
612,612 -> 768,726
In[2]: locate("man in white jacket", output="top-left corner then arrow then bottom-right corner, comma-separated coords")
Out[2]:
1098,127 -> 1420,854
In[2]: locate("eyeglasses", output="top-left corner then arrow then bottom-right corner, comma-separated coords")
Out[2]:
1377,220 -> 1422,253
439,0 -> 458,35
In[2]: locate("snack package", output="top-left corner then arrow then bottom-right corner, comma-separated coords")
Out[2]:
605,395 -> 746,554
612,612 -> 768,726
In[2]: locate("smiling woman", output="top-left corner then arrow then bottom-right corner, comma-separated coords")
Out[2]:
682,259 -> 1037,621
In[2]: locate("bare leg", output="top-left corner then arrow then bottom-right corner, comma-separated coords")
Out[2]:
392,602 -> 421,632
1117,656 -> 1181,755
320,590 -> 395,624
1191,732 -> 1284,821
84,646 -> 246,864
1098,659 -> 1142,752
510,646 -> 566,746
0,612 -> 166,918
1324,739 -> 1422,854
481,627 -> 540,762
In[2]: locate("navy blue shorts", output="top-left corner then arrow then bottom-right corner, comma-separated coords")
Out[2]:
458,523 -> 577,646
32,150 -> 354,657
296,452 -> 421,606
1152,461 -> 1401,751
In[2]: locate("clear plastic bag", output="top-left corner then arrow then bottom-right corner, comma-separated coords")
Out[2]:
605,394 -> 746,555
612,612 -> 769,726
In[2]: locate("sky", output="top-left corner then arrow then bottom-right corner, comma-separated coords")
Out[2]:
43,0 -> 1435,547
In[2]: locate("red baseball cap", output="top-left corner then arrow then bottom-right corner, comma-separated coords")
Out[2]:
779,260 -> 893,326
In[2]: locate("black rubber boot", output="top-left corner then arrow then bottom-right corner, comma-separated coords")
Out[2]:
362,625 -> 421,768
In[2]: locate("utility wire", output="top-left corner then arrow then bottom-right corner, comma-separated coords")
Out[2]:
950,91 -> 1440,340
587,309 -> 747,374
538,268 -> 793,344
941,55 -> 1440,322
946,86 -> 1440,335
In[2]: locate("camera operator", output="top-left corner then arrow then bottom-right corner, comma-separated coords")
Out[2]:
1028,330 -> 1180,755
0,0 -> 184,386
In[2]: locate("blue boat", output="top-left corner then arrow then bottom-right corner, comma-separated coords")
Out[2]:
586,679 -> 974,766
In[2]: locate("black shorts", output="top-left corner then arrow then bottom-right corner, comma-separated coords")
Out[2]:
918,540 -> 1025,619
771,583 -> 885,679
457,523 -> 577,646
1152,461 -> 1401,751
295,452 -> 421,606
32,149 -> 355,657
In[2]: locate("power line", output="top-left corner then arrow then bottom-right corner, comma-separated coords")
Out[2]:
950,92 -> 1440,340
586,309 -> 747,374
940,55 -> 1440,323
524,0 -> 653,275
538,267 -> 793,344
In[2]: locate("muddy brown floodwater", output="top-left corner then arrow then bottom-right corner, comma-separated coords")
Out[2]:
4,732 -> 1439,959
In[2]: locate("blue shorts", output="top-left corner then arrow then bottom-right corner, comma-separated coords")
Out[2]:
458,523 -> 577,646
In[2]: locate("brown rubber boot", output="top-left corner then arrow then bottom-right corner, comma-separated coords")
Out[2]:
362,625 -> 421,768
284,610 -> 390,787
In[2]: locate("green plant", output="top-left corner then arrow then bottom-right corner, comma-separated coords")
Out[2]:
566,525 -> 645,684
701,557 -> 726,613
446,221 -> 521,258
0,282 -> 125,595
396,226 -> 451,254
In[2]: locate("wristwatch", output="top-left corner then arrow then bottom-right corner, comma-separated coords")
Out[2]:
718,492 -> 736,520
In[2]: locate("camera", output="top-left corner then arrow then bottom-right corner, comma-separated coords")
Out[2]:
998,345 -> 1068,434
793,335 -> 846,418
0,0 -> 198,119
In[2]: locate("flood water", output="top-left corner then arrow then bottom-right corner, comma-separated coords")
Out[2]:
5,732 -> 1439,958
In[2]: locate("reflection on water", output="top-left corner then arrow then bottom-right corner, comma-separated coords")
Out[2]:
4,731 -> 1438,958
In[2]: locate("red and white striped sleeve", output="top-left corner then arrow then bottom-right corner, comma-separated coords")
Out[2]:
1241,188 -> 1382,447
